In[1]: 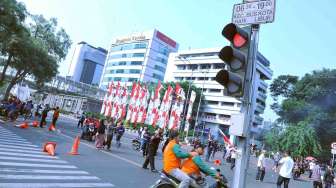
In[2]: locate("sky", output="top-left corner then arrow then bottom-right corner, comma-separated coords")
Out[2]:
19,0 -> 336,121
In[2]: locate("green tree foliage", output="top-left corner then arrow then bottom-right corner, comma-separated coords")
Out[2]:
0,0 -> 72,99
270,69 -> 336,158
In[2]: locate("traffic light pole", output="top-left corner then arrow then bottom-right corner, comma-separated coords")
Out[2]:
232,24 -> 260,188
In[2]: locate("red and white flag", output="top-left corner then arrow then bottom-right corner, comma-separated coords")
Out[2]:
118,85 -> 128,120
100,93 -> 108,115
111,81 -> 121,118
130,82 -> 141,123
218,129 -> 233,146
126,82 -> 137,121
168,84 -> 185,129
158,85 -> 173,128
184,91 -> 196,131
146,81 -> 163,127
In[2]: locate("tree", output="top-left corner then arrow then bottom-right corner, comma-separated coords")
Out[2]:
2,13 -> 72,99
270,69 -> 336,158
0,0 -> 28,84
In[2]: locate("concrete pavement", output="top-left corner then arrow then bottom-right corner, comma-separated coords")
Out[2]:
0,116 -> 313,188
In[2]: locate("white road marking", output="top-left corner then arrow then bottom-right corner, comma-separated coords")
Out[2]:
0,168 -> 89,174
0,147 -> 45,154
60,132 -> 142,168
0,136 -> 27,141
0,141 -> 38,147
0,183 -> 115,188
0,144 -> 41,150
0,174 -> 99,180
0,138 -> 31,143
0,156 -> 68,164
0,151 -> 58,159
0,162 -> 77,168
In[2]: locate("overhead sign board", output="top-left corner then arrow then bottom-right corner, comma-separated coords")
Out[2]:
232,0 -> 276,25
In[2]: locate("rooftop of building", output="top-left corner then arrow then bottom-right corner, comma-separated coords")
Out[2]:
78,41 -> 108,54
174,47 -> 270,67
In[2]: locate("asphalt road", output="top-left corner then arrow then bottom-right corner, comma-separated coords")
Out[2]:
0,115 -> 312,188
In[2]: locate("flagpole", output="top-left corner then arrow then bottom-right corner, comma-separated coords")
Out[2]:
192,68 -> 209,139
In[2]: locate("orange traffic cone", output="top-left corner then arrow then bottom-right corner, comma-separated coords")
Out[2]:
43,142 -> 56,156
48,124 -> 56,131
15,122 -> 29,129
214,159 -> 221,166
69,136 -> 80,155
31,121 -> 39,127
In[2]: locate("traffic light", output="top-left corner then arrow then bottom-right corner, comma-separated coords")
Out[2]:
215,23 -> 251,97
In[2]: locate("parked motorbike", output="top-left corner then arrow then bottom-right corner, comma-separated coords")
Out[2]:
81,123 -> 96,141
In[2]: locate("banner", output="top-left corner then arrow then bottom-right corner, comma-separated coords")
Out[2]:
111,81 -> 121,118
184,91 -> 196,131
158,85 -> 173,128
168,84 -> 185,129
126,82 -> 137,122
145,81 -> 163,127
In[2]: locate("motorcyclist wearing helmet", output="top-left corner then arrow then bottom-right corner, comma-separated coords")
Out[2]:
163,130 -> 197,188
181,144 -> 220,188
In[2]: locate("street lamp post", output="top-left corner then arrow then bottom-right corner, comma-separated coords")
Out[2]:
192,68 -> 209,139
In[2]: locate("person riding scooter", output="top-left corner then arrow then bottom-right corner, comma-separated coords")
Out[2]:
181,145 -> 222,188
163,130 -> 197,188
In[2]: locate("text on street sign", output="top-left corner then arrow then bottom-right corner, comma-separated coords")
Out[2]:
232,0 -> 276,25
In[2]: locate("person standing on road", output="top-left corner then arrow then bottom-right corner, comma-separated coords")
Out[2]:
140,127 -> 151,157
275,151 -> 294,188
211,141 -> 218,160
39,105 -> 50,128
206,136 -> 214,162
105,119 -> 115,150
115,122 -> 125,148
51,107 -> 60,127
142,128 -> 163,172
230,147 -> 237,170
273,151 -> 281,168
256,150 -> 266,182
311,162 -> 322,188
95,119 -> 106,149
309,160 -> 315,178
77,112 -> 85,128
324,165 -> 334,188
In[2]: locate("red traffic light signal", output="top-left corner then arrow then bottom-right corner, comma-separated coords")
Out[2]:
222,23 -> 249,48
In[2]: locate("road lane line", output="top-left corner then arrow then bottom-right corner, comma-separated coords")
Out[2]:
0,156 -> 68,164
0,138 -> 31,143
0,147 -> 46,154
0,151 -> 58,159
0,168 -> 89,174
0,162 -> 77,168
0,136 -> 28,141
0,183 -> 115,188
0,144 -> 41,150
0,142 -> 38,147
59,132 -> 142,168
0,174 -> 99,180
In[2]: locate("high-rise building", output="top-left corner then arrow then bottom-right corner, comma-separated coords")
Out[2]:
165,48 -> 273,136
99,29 -> 178,89
67,42 -> 107,85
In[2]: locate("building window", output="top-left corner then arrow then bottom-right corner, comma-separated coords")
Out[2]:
207,101 -> 218,105
221,102 -> 234,106
116,69 -> 124,73
134,43 -> 147,49
109,70 -> 115,74
156,57 -> 167,64
133,53 -> 145,57
200,64 -> 211,70
175,77 -> 183,81
219,114 -> 231,120
209,89 -> 221,93
114,77 -> 122,81
177,65 -> 186,70
198,77 -> 206,81
129,69 -> 141,74
128,78 -> 138,82
154,65 -> 165,73
131,61 -> 142,65
121,54 -> 127,58
119,61 -> 126,66
153,73 -> 163,80
214,64 -> 225,69
188,65 -> 198,70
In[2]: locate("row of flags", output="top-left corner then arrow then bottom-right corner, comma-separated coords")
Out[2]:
100,81 -> 195,130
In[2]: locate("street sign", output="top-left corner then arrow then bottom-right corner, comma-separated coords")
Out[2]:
331,142 -> 336,149
331,149 -> 336,155
232,0 -> 276,25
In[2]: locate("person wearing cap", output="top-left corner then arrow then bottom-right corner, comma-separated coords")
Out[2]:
256,150 -> 266,182
181,144 -> 220,188
163,130 -> 197,188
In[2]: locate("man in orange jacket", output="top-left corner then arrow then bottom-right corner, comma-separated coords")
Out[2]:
163,130 -> 197,188
181,145 -> 220,188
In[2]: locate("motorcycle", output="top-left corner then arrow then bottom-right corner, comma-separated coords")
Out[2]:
81,123 -> 96,141
132,138 -> 141,151
151,169 -> 229,188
